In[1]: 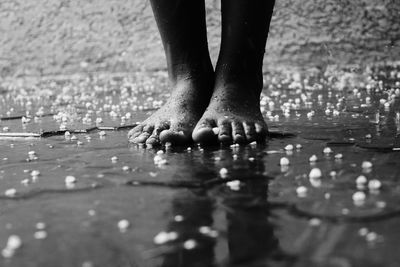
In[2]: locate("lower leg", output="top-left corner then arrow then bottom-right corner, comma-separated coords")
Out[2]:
128,0 -> 214,146
193,0 -> 275,145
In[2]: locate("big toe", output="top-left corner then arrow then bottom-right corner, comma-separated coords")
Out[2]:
192,119 -> 218,145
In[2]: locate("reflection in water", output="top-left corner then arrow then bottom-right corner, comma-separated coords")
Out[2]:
159,148 -> 282,267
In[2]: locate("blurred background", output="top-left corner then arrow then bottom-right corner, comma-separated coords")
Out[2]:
0,0 -> 399,78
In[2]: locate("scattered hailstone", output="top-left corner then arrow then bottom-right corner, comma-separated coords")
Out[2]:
174,215 -> 184,222
117,219 -> 130,232
153,231 -> 178,245
219,168 -> 228,178
122,166 -> 130,171
183,239 -> 197,250
212,127 -> 219,135
111,156 -> 118,163
356,175 -> 368,185
323,147 -> 333,154
98,131 -> 106,137
309,155 -> 318,162
5,188 -> 17,197
34,231 -> 47,240
2,235 -> 22,258
284,144 -> 294,151
309,218 -> 321,227
309,168 -> 322,179
65,175 -> 77,184
280,157 -> 290,166
352,191 -> 366,206
31,170 -> 40,176
296,144 -> 302,149
361,161 -> 373,169
334,153 -> 343,159
296,186 -> 308,198
226,180 -> 240,191
368,179 -> 381,190
154,155 -> 167,165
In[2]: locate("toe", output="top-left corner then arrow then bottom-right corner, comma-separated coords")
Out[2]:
146,123 -> 169,146
159,129 -> 191,146
243,122 -> 256,143
128,124 -> 143,140
255,122 -> 268,140
131,125 -> 154,144
232,121 -> 246,143
218,119 -> 232,144
192,118 -> 218,145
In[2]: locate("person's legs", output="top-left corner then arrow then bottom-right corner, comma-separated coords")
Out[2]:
128,0 -> 214,146
192,0 -> 275,145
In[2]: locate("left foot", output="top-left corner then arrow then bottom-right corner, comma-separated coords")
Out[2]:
192,84 -> 268,145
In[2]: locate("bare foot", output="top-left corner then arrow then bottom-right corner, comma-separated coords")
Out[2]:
192,85 -> 268,145
128,78 -> 212,146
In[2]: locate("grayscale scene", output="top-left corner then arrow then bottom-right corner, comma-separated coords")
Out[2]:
0,0 -> 399,266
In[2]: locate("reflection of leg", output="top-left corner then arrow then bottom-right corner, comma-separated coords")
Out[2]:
129,0 -> 214,146
193,0 -> 275,145
161,190 -> 216,267
224,178 -> 279,264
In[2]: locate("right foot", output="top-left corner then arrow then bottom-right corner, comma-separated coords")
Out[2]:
128,77 -> 213,146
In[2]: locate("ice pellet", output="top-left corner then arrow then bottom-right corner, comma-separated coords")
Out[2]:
323,147 -> 333,154
280,157 -> 290,166
117,219 -> 130,232
362,161 -> 373,169
334,153 -> 343,159
296,186 -> 307,197
226,180 -> 240,191
368,179 -> 381,190
219,168 -> 228,178
309,168 -> 322,179
183,239 -> 197,250
34,231 -> 47,240
284,144 -> 294,151
309,155 -> 318,162
352,191 -> 366,206
5,188 -> 17,197
356,175 -> 367,185
65,175 -> 77,184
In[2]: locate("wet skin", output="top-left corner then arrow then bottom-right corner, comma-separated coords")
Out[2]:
129,0 -> 274,146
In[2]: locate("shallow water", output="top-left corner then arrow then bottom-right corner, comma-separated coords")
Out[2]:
0,67 -> 400,267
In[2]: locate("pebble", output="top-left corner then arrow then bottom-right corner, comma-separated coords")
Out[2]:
117,219 -> 130,232
280,157 -> 290,166
309,168 -> 322,179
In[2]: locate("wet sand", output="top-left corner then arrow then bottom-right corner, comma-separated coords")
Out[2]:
0,65 -> 399,266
